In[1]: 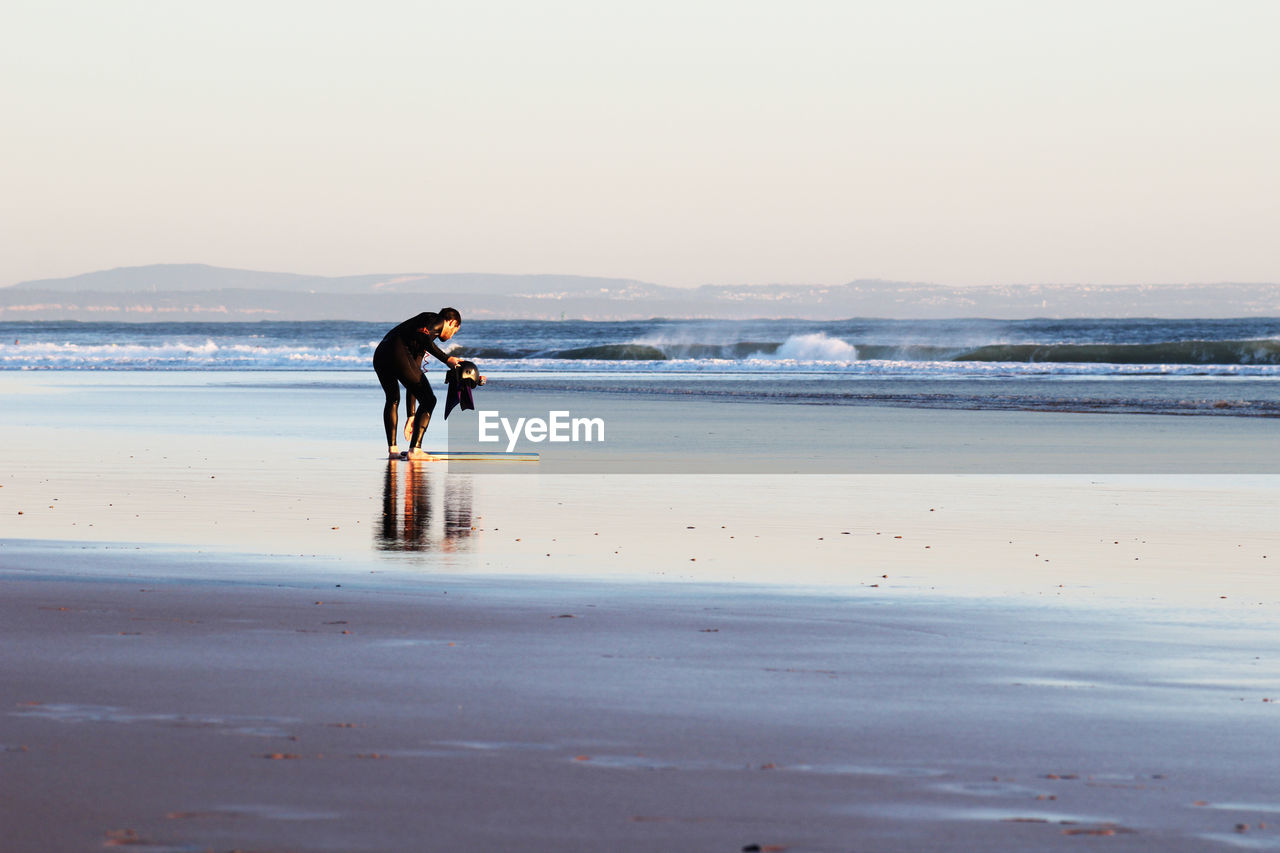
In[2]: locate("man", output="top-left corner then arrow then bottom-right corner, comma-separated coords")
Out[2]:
373,307 -> 463,460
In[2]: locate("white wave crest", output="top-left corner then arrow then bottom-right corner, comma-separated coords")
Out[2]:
758,333 -> 858,362
0,339 -> 373,369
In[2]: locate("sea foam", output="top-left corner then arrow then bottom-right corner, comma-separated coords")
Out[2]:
757,333 -> 859,362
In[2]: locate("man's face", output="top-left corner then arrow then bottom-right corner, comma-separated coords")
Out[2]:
439,319 -> 461,341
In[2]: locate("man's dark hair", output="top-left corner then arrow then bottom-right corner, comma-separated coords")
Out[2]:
439,307 -> 462,324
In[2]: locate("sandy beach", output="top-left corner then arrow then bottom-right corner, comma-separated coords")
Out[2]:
8,0 -> 1280,845
3,371 -> 1279,852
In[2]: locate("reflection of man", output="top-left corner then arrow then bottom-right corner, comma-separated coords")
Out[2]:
379,462 -> 431,551
376,462 -> 474,553
372,308 -> 463,460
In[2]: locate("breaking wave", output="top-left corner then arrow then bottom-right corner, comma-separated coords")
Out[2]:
763,333 -> 859,362
0,339 -> 377,370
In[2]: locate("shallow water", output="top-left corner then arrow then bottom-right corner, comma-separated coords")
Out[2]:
2,372 -> 1277,612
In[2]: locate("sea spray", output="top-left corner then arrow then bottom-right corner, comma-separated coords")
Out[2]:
756,332 -> 859,362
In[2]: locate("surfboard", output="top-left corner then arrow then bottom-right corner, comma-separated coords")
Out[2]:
399,451 -> 540,462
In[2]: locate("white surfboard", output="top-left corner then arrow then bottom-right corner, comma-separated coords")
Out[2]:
399,451 -> 540,462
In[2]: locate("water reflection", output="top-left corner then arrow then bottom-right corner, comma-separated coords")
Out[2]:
376,461 -> 475,552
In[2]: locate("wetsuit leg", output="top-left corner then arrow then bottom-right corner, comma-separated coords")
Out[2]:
408,379 -> 437,449
377,373 -> 401,447
404,390 -> 421,442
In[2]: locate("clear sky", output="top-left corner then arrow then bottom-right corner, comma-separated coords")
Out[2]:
3,0 -> 1277,288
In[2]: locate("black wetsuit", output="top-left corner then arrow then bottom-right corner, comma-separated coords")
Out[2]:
373,313 -> 453,449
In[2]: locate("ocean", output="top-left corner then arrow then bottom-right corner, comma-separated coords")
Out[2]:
4,317 -> 1280,372
3,318 -> 1280,419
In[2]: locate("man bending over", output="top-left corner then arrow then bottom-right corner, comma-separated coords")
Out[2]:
372,307 -> 463,460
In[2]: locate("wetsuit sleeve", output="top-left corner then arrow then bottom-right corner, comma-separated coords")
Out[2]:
422,336 -> 452,365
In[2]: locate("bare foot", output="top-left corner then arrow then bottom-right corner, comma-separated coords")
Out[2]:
388,446 -> 401,459
404,448 -> 436,461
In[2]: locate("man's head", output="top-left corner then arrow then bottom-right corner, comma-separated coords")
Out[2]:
438,307 -> 462,340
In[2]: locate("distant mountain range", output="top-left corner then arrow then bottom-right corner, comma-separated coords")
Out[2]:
3,264 -> 1279,321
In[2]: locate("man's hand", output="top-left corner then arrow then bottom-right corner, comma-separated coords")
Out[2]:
446,356 -> 461,368
478,375 -> 486,386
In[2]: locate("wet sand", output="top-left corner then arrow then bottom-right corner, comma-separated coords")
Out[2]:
2,372 -> 1280,851
7,563 -> 1280,850
4,569 -> 1280,852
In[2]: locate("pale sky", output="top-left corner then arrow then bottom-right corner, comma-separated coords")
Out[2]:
3,0 -> 1277,288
